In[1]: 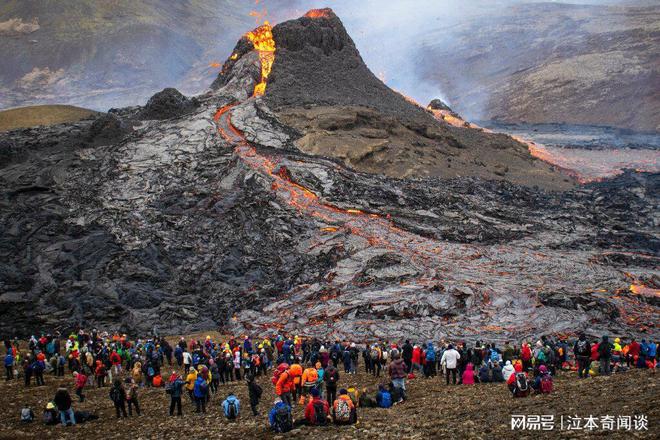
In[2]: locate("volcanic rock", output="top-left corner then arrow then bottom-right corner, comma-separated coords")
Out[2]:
138,87 -> 199,120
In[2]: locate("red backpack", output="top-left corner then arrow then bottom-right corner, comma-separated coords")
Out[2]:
540,374 -> 553,394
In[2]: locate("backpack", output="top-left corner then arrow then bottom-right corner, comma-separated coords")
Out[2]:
273,405 -> 293,433
313,401 -> 328,425
147,366 -> 155,377
304,369 -> 318,385
152,375 -> 162,387
109,387 -> 123,403
540,375 -> 553,394
490,351 -> 499,362
379,391 -> 392,408
513,373 -> 529,397
370,349 -> 379,360
347,387 -> 359,406
21,407 -> 33,422
576,340 -> 589,356
326,368 -> 338,384
225,399 -> 238,420
334,398 -> 351,423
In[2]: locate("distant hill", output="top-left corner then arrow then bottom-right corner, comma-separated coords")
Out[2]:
417,2 -> 660,132
0,104 -> 96,131
0,0 -> 255,111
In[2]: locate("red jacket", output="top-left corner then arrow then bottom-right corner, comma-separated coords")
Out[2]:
304,397 -> 329,425
628,341 -> 640,357
275,370 -> 293,395
110,352 -> 121,366
412,347 -> 422,364
75,373 -> 87,389
590,343 -> 599,361
521,344 -> 532,361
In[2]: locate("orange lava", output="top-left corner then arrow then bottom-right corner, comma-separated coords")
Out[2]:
305,8 -> 332,19
245,21 -> 275,96
630,283 -> 660,297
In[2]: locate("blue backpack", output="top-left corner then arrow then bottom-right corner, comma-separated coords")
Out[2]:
379,391 -> 392,408
490,351 -> 499,362
192,353 -> 200,365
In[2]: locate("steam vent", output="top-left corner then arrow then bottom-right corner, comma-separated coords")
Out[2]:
1,8 -> 658,345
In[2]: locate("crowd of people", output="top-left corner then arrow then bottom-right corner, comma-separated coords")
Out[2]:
4,330 -> 658,432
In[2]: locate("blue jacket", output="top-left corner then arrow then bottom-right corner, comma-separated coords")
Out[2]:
193,376 -> 208,398
426,343 -> 436,361
222,395 -> 240,416
376,389 -> 392,408
648,342 -> 657,358
4,353 -> 13,367
268,401 -> 291,427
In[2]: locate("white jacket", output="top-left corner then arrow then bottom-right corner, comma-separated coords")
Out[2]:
502,361 -> 515,382
440,349 -> 461,369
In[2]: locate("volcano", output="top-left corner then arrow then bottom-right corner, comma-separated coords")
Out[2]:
0,9 -> 658,342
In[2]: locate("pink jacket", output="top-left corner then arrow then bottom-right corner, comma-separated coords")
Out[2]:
462,363 -> 475,385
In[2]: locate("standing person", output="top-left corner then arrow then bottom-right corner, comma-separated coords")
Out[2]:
126,377 -> 141,416
167,372 -> 184,416
95,360 -> 106,388
4,350 -> 14,380
598,335 -> 613,375
183,349 -> 192,375
73,371 -> 87,402
109,379 -> 128,418
388,352 -> 407,402
275,366 -> 294,407
402,340 -> 413,373
53,387 -> 76,426
246,373 -> 262,416
424,342 -> 436,378
520,342 -> 532,372
573,334 -> 591,378
324,360 -> 340,408
193,374 -> 208,413
440,344 -> 461,385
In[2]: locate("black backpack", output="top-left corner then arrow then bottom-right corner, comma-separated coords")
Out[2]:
273,405 -> 292,433
576,340 -> 589,356
226,401 -> 237,420
513,373 -> 529,397
313,401 -> 328,425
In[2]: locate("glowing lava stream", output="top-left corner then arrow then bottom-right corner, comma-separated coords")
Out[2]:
213,104 -> 446,268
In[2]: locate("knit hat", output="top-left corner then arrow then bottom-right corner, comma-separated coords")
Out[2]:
539,365 -> 548,374
311,388 -> 320,397
339,388 -> 348,395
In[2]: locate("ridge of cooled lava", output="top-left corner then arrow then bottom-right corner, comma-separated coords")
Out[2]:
0,9 -> 657,342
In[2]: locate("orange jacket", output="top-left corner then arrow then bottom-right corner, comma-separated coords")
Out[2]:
290,364 -> 303,385
301,367 -> 318,386
275,370 -> 293,395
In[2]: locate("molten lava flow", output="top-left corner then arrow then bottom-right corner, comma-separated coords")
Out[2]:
245,21 -> 275,97
427,107 -> 470,128
630,283 -> 660,297
305,8 -> 332,18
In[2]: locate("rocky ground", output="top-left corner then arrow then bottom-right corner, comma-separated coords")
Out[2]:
0,347 -> 657,439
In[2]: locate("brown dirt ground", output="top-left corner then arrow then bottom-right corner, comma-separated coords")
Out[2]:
1,335 -> 656,439
0,105 -> 96,132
